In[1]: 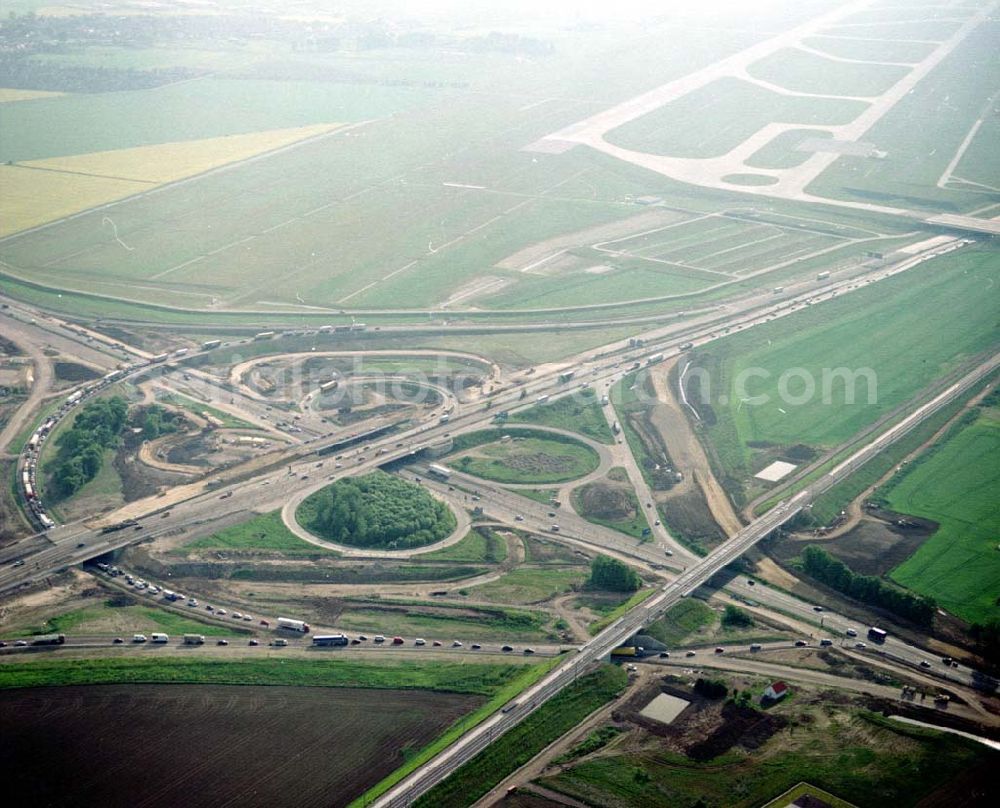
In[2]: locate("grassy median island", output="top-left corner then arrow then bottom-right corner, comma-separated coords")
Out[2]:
450,431 -> 601,484
297,470 -> 456,550
509,388 -> 615,444
181,510 -> 341,556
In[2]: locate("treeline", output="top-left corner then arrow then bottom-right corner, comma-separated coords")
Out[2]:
302,471 -> 456,550
588,555 -> 641,593
801,545 -> 936,627
48,397 -> 127,497
0,56 -> 200,94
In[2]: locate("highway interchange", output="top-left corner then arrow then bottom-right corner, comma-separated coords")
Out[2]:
0,231 -> 997,805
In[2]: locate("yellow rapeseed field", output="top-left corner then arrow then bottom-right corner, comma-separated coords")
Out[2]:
0,88 -> 66,103
0,166 -> 148,237
21,122 -> 343,183
3,122 -> 342,236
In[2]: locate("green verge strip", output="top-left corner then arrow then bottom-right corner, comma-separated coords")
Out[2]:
589,588 -> 655,635
0,657 -> 525,692
410,664 -> 628,808
350,655 -> 563,808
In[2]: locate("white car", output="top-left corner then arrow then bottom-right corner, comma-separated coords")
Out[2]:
414,638 -> 426,646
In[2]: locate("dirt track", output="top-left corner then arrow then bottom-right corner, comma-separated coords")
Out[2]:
647,358 -> 742,537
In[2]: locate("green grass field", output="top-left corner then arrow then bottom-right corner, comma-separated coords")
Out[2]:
182,510 -> 340,556
452,435 -> 601,485
801,36 -> 936,64
472,567 -> 587,605
31,602 -> 234,637
643,598 -> 716,646
509,388 -> 614,444
0,78 -> 434,163
745,129 -> 831,170
336,601 -> 552,642
604,78 -> 867,159
588,589 -> 655,634
747,47 -> 910,96
0,655 -> 536,692
417,528 -> 508,563
884,406 -> 1000,624
702,248 -> 999,482
806,387 -> 982,526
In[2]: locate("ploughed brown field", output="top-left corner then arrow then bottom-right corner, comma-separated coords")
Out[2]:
0,684 -> 480,807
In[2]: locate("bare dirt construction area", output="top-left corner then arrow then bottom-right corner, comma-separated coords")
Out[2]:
0,683 -> 479,808
768,514 -> 934,578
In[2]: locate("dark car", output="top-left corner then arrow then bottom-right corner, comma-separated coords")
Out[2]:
471,643 -> 482,650
523,648 -> 535,655
714,647 -> 725,654
795,639 -> 809,647
659,651 -> 670,658
216,639 -> 229,646
501,645 -> 513,652
112,638 -> 124,644
248,639 -> 260,647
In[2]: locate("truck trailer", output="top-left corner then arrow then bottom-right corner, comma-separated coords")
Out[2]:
867,626 -> 887,643
277,617 -> 310,633
183,634 -> 206,645
312,634 -> 349,647
30,633 -> 66,646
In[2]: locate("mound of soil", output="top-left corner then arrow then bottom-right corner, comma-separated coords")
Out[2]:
503,451 -> 577,474
660,488 -> 725,549
686,701 -> 786,761
576,482 -> 636,521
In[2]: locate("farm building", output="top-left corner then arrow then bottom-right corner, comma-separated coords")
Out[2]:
764,681 -> 789,700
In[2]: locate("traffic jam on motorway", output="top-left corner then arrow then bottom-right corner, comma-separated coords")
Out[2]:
0,562 -> 542,656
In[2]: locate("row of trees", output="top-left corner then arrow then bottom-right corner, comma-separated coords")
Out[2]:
801,545 -> 936,627
48,397 -> 127,497
302,471 -> 456,550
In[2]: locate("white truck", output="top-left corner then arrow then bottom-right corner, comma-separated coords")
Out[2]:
183,634 -> 206,645
151,633 -> 169,643
277,617 -> 311,633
